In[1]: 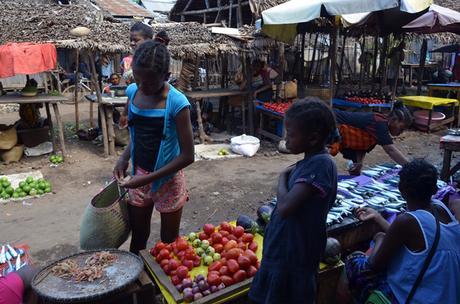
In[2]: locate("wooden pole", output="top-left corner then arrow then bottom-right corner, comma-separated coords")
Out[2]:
298,33 -> 306,98
417,39 -> 428,96
228,0 -> 233,27
74,49 -> 80,131
359,34 -> 365,90
215,0 -> 222,23
337,33 -> 347,90
380,36 -> 389,90
372,35 -> 379,89
330,26 -> 339,102
88,51 -> 109,157
237,0 -> 243,28
246,56 -> 254,135
308,34 -> 319,84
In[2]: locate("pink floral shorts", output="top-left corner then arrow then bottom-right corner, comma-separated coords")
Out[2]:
128,167 -> 189,213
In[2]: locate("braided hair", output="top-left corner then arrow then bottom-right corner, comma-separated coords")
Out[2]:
130,22 -> 154,39
285,98 -> 337,146
389,101 -> 413,127
399,159 -> 438,203
132,40 -> 170,75
155,30 -> 170,46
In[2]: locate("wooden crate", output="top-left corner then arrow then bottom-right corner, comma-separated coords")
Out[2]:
140,250 -> 254,304
305,87 -> 332,105
317,262 -> 345,304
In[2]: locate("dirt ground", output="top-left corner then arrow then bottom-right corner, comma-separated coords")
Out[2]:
0,102 -> 446,266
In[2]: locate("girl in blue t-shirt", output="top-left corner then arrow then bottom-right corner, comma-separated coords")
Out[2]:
114,40 -> 194,254
249,99 -> 338,303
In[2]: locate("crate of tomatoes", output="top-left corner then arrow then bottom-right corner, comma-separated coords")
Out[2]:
140,221 -> 262,304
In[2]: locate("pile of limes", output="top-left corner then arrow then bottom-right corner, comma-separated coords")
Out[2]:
0,176 -> 52,200
49,154 -> 64,165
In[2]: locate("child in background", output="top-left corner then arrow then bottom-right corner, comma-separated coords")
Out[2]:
114,40 -> 194,254
249,99 -> 338,303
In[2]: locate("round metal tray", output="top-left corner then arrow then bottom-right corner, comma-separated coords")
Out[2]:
32,249 -> 143,303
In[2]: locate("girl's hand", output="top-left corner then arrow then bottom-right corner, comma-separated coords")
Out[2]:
355,207 -> 380,222
113,159 -> 129,181
119,175 -> 152,189
119,115 -> 128,129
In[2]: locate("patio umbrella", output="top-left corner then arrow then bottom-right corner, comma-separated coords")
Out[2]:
402,4 -> 460,34
262,0 -> 432,43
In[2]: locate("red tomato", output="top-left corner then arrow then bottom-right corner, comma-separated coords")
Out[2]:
170,270 -> 177,277
244,250 -> 258,265
176,239 -> 188,251
249,241 -> 258,253
168,259 -> 180,270
225,248 -> 243,260
256,261 -> 260,269
233,270 -> 247,283
177,251 -> 186,258
155,242 -> 166,252
220,275 -> 234,287
213,243 -> 224,253
211,232 -> 223,244
227,234 -> 238,242
199,232 -> 208,241
208,261 -> 222,272
242,233 -> 254,243
220,230 -> 230,238
237,242 -> 247,251
165,244 -> 173,252
208,270 -> 220,277
219,265 -> 229,276
193,257 -> 201,267
171,275 -> 181,286
220,257 -> 227,265
176,266 -> 189,279
233,226 -> 245,238
227,259 -> 239,274
221,237 -> 229,245
150,247 -> 157,257
247,265 -> 258,277
224,240 -> 238,251
158,249 -> 170,261
182,259 -> 193,271
207,273 -> 221,286
219,222 -> 232,232
203,223 -> 215,236
160,259 -> 169,268
162,264 -> 170,275
237,255 -> 251,270
185,251 -> 195,260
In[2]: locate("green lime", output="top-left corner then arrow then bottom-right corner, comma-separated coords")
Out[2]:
2,193 -> 10,200
12,192 -> 19,199
44,181 -> 51,188
29,189 -> 37,196
26,176 -> 34,184
57,156 -> 63,163
37,189 -> 44,195
19,191 -> 26,198
19,181 -> 27,189
37,178 -> 45,184
5,187 -> 14,195
38,182 -> 46,190
22,185 -> 31,194
45,187 -> 51,193
2,181 -> 10,188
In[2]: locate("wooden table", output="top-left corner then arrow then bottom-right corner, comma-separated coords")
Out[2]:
401,63 -> 437,86
428,82 -> 460,100
440,135 -> 460,181
254,101 -> 285,141
86,94 -> 127,156
184,88 -> 252,135
398,95 -> 459,132
0,94 -> 67,157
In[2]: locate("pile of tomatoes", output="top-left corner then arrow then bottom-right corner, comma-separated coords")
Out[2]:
344,96 -> 387,105
262,102 -> 292,115
150,222 -> 260,301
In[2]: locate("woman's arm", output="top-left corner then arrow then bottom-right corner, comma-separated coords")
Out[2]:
114,143 -> 131,181
382,144 -> 409,165
368,214 -> 412,271
120,108 -> 194,188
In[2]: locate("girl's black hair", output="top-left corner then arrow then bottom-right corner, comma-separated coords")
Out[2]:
285,98 -> 337,145
155,30 -> 170,45
399,159 -> 438,203
130,22 -> 154,39
389,101 -> 413,127
132,40 -> 170,75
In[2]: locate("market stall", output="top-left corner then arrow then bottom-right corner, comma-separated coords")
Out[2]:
440,132 -> 460,181
428,82 -> 460,100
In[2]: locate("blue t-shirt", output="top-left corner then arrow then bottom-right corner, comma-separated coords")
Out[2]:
250,152 -> 337,303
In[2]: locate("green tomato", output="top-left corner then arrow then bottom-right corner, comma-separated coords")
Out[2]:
22,185 -> 31,194
26,176 -> 34,184
192,239 -> 201,248
213,253 -> 221,261
37,178 -> 45,184
201,240 -> 210,250
0,177 -> 6,183
56,156 -> 63,163
29,182 -> 37,189
188,232 -> 197,242
45,187 -> 52,193
44,181 -> 51,188
29,189 -> 37,196
19,181 -> 27,189
37,189 -> 44,195
2,193 -> 10,199
19,191 -> 27,198
5,186 -> 14,195
195,247 -> 205,256
37,182 -> 46,190
203,255 -> 213,266
205,246 -> 215,255
12,192 -> 20,199
2,181 -> 10,188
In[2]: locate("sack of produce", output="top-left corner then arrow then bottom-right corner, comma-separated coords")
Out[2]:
1,145 -> 24,164
230,134 -> 260,157
80,180 -> 130,250
0,125 -> 18,150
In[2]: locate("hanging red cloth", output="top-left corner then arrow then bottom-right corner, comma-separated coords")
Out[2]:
0,43 -> 57,78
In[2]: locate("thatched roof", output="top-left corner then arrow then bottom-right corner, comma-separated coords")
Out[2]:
151,22 -> 278,59
0,0 -> 131,53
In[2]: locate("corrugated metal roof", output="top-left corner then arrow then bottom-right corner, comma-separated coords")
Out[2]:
143,0 -> 176,13
95,0 -> 153,17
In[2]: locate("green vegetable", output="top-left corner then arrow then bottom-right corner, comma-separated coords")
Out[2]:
22,185 -> 31,194
257,204 -> 275,224
323,237 -> 342,265
236,215 -> 262,234
29,189 -> 37,196
5,186 -> 14,196
12,193 -> 19,199
45,187 -> 52,193
26,176 -> 34,184
37,189 -> 44,195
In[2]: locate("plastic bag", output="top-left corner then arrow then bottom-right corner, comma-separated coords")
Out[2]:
231,134 -> 260,157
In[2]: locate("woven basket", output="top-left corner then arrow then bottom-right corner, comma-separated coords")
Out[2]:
80,181 -> 130,250
0,125 -> 17,150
